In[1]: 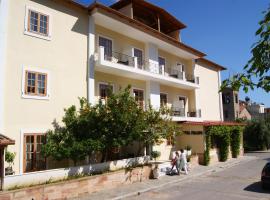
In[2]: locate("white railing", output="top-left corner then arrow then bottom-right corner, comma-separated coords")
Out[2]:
98,46 -> 199,84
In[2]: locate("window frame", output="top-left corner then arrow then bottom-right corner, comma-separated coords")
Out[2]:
160,92 -> 168,107
132,88 -> 145,109
24,6 -> 52,41
98,82 -> 115,100
22,66 -> 50,100
23,133 -> 46,173
132,47 -> 144,69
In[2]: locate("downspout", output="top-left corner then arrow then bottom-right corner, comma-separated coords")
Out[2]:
218,71 -> 224,121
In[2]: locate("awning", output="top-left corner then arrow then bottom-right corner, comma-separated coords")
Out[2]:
180,121 -> 246,127
0,134 -> 15,147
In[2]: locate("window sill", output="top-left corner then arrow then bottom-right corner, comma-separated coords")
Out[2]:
24,30 -> 51,41
21,94 -> 50,100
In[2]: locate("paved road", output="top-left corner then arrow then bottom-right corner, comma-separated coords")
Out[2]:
127,152 -> 270,200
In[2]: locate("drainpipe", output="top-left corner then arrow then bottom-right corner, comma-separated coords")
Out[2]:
88,15 -> 95,105
218,71 -> 224,121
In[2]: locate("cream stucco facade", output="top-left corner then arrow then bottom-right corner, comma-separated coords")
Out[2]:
1,0 -> 226,174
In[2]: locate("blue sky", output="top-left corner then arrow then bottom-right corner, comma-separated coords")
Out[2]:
77,0 -> 270,106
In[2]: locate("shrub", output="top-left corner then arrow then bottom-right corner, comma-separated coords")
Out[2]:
230,126 -> 242,158
244,119 -> 270,151
151,151 -> 161,161
5,151 -> 16,167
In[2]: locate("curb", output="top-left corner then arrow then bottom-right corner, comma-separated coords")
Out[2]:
110,156 -> 257,200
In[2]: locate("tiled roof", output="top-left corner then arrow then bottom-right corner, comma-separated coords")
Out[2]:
0,134 -> 15,146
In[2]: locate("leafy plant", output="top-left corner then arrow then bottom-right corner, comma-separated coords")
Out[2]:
43,86 -> 179,165
230,126 -> 242,158
151,151 -> 161,162
185,145 -> 192,151
243,119 -> 270,151
221,6 -> 270,92
5,151 -> 16,168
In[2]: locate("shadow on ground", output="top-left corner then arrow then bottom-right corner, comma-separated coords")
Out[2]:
244,181 -> 270,194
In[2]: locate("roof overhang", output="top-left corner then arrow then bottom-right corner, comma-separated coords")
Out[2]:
110,0 -> 187,31
196,58 -> 227,71
0,134 -> 15,146
181,121 -> 245,127
89,3 -> 206,59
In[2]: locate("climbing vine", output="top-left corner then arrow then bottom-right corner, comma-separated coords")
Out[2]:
230,126 -> 242,158
204,126 -> 242,165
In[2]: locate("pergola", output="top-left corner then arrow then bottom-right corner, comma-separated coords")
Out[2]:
0,134 -> 15,190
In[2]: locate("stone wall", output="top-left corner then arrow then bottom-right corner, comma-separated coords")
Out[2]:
0,165 -> 152,200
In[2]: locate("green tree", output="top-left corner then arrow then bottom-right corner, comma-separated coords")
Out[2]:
221,6 -> 270,92
244,119 -> 270,151
42,86 -> 178,165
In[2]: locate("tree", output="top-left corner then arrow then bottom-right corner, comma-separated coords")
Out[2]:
42,86 -> 179,165
243,119 -> 270,151
221,6 -> 270,92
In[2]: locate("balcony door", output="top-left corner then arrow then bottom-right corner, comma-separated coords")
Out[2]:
173,96 -> 186,117
99,36 -> 112,60
158,57 -> 165,75
133,48 -> 143,69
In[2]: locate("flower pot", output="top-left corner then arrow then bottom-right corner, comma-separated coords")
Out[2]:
5,166 -> 14,176
153,167 -> 160,179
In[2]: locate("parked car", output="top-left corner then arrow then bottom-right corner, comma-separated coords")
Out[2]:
261,162 -> 270,189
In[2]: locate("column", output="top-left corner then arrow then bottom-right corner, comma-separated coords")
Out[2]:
88,15 -> 95,105
146,81 -> 160,110
0,0 -> 9,132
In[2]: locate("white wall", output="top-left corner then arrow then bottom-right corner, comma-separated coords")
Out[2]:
0,0 -> 9,132
4,156 -> 150,190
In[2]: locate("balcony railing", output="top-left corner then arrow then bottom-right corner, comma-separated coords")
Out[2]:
99,47 -> 199,85
171,107 -> 185,117
187,109 -> 202,118
170,107 -> 202,118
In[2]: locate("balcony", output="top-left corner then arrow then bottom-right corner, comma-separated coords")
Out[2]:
96,46 -> 200,90
171,107 -> 202,122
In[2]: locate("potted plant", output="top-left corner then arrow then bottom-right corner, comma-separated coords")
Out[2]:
151,151 -> 161,179
186,145 -> 192,156
5,151 -> 16,175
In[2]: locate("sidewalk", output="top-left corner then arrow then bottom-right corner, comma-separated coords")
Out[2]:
73,156 -> 256,200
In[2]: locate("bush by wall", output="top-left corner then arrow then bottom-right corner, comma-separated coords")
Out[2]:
204,125 -> 242,165
230,126 -> 242,158
244,119 -> 270,151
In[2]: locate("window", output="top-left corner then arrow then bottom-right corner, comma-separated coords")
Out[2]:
99,36 -> 112,60
24,134 -> 46,172
160,93 -> 167,107
28,10 -> 49,36
235,94 -> 238,103
133,89 -> 144,109
166,136 -> 173,146
133,48 -> 143,69
25,71 -> 47,96
99,83 -> 113,100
